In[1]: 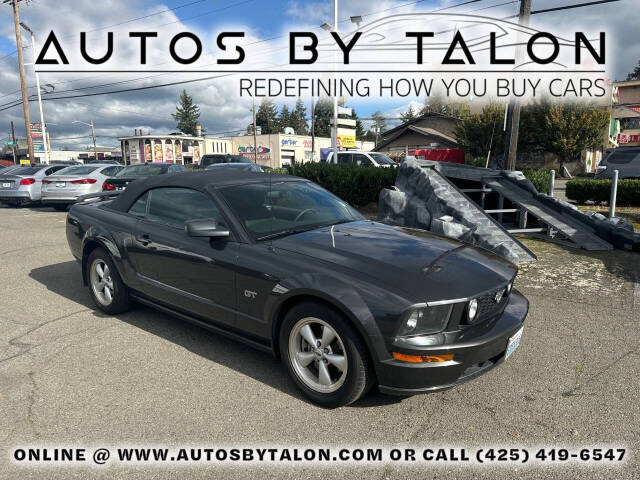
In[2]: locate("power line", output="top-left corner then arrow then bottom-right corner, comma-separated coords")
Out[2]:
502,0 -> 623,18
531,0 -> 623,14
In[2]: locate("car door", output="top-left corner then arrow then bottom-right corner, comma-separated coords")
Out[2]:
126,187 -> 239,327
352,153 -> 373,167
337,152 -> 353,165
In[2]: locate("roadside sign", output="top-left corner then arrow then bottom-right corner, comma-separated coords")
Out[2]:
20,159 -> 30,165
337,128 -> 356,148
332,118 -> 357,127
4,141 -> 18,146
338,106 -> 352,116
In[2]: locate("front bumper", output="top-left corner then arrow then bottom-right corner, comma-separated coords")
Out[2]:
377,290 -> 528,395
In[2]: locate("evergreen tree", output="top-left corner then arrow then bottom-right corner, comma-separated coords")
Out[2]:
312,98 -> 333,138
626,60 -> 640,80
400,105 -> 416,123
277,104 -> 292,133
171,90 -> 201,136
350,108 -> 366,139
255,99 -> 279,134
291,99 -> 309,135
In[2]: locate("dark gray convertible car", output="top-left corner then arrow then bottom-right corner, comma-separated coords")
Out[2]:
66,170 -> 528,407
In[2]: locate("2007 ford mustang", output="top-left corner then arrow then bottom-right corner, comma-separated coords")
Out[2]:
66,170 -> 528,407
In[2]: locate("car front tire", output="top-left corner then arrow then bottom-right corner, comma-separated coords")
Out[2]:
86,248 -> 131,315
280,301 -> 375,408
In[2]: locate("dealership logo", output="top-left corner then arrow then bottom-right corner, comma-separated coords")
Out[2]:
34,13 -> 605,70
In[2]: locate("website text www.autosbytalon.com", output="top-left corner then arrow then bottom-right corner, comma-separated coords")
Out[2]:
10,446 -> 628,467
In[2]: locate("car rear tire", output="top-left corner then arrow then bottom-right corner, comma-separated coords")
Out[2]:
280,301 -> 375,408
86,248 -> 131,315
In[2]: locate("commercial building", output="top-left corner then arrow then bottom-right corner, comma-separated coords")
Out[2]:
229,133 -> 374,168
118,133 -> 231,165
610,79 -> 640,147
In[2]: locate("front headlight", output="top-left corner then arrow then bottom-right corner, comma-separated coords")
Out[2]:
396,304 -> 452,337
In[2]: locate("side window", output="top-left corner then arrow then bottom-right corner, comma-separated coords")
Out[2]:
146,188 -> 224,229
337,153 -> 352,165
101,166 -> 119,176
353,154 -> 372,166
128,192 -> 149,217
169,165 -> 186,173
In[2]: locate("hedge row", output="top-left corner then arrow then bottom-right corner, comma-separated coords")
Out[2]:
284,163 -> 397,207
566,179 -> 640,206
520,168 -> 553,194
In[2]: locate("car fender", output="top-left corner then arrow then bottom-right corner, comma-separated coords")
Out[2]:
80,226 -> 126,286
265,272 -> 389,365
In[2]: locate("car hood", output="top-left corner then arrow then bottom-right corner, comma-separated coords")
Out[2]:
274,221 -> 517,302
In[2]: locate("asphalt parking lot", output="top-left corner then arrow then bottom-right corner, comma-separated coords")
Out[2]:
0,204 -> 639,479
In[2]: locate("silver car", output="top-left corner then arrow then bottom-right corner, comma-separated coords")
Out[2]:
41,164 -> 123,210
0,164 -> 68,206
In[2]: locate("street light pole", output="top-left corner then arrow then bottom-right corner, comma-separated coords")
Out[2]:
6,0 -> 34,162
252,97 -> 258,164
20,22 -> 49,164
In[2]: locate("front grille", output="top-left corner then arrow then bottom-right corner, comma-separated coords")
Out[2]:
468,286 -> 510,324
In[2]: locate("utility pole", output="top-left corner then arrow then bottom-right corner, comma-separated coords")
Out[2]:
90,120 -> 97,159
73,119 -> 98,160
503,0 -> 531,170
10,121 -> 17,164
252,97 -> 258,164
6,0 -> 34,163
332,0 -> 338,162
20,22 -> 49,164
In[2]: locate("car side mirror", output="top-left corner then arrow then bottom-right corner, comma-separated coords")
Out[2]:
184,219 -> 229,238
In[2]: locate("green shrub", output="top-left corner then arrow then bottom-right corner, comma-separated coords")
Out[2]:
284,162 -> 397,207
520,168 -> 554,194
566,179 -> 640,206
465,156 -> 487,168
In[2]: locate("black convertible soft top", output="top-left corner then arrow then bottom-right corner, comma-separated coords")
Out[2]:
107,170 -> 303,212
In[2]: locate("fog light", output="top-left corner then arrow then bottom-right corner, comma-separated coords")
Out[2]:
468,299 -> 478,322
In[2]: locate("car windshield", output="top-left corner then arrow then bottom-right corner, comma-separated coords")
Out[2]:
54,166 -> 100,176
220,180 -> 363,240
369,153 -> 396,165
606,150 -> 640,164
116,164 -> 165,177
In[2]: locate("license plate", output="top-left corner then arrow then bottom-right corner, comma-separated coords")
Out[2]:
505,327 -> 523,360
56,183 -> 65,188
2,183 -> 10,188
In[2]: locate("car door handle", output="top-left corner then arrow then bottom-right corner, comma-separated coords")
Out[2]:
136,233 -> 151,246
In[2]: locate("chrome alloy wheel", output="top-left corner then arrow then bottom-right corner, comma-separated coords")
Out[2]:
90,258 -> 114,306
288,317 -> 348,393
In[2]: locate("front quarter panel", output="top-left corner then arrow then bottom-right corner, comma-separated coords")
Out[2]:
266,270 -> 413,366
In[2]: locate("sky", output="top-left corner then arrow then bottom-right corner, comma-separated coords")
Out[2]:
0,0 -> 637,150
